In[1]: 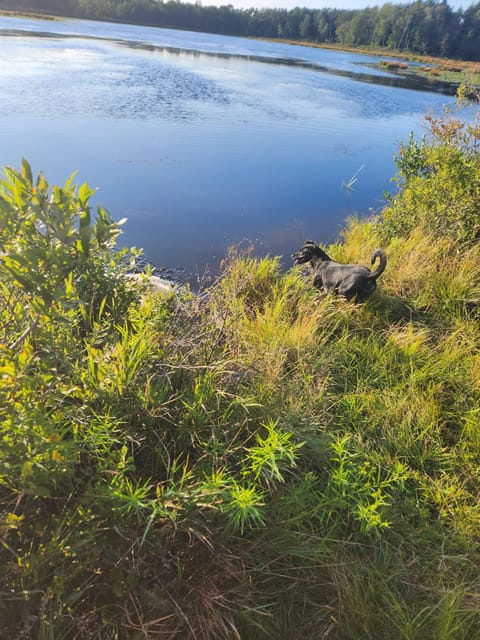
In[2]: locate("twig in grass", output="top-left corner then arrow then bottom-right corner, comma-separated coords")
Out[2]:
8,313 -> 40,350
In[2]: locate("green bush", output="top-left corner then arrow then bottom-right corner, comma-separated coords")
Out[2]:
382,100 -> 480,244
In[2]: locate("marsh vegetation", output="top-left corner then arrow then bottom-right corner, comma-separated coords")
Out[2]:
0,96 -> 479,638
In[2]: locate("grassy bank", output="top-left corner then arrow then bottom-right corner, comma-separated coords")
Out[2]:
262,37 -> 480,87
0,9 -> 59,20
0,101 -> 479,638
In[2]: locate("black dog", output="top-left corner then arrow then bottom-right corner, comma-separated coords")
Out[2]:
292,240 -> 386,301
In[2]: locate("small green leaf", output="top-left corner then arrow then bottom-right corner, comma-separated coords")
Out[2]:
78,181 -> 96,207
21,158 -> 33,184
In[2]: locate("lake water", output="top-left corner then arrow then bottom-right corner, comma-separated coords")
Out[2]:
0,16 -> 461,284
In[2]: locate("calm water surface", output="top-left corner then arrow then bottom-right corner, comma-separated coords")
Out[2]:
0,16 -> 461,283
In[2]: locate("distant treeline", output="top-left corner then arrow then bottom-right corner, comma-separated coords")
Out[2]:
4,0 -> 480,61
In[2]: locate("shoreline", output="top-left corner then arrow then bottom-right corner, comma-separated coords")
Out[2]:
258,37 -> 480,87
2,9 -> 478,87
0,8 -> 60,21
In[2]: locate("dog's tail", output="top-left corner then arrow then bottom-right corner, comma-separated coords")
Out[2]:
369,249 -> 387,280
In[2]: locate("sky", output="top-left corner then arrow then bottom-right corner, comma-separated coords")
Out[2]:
203,0 -> 476,12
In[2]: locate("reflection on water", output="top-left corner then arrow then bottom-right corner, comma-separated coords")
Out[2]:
0,16 -> 461,284
2,25 -> 459,98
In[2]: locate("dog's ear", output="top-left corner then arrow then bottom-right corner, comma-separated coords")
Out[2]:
299,240 -> 318,251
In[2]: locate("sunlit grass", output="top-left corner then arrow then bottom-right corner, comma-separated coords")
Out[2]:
1,122 -> 480,638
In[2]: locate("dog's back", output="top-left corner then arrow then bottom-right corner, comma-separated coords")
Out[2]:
293,240 -> 386,301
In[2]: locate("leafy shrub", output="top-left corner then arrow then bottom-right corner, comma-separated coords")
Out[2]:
382,96 -> 480,244
0,159 -> 137,335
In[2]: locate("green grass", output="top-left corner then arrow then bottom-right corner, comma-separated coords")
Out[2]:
1,102 -> 480,638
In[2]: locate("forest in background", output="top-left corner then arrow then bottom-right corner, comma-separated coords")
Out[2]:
2,0 -> 480,62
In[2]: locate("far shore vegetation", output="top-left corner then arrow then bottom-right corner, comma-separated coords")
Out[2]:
1,82 -> 480,637
0,9 -> 58,20
3,1 -> 480,89
261,36 -> 480,86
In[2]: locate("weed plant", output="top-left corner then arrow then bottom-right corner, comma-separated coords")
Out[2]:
1,96 -> 479,638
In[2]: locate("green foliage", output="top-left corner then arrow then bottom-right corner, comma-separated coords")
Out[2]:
383,98 -> 480,244
1,139 -> 480,639
323,434 -> 408,533
247,419 -> 301,485
0,159 -> 137,332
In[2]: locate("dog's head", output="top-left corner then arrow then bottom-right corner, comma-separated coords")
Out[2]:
292,240 -> 329,265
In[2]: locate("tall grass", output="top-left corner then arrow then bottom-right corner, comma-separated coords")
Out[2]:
1,97 -> 480,638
